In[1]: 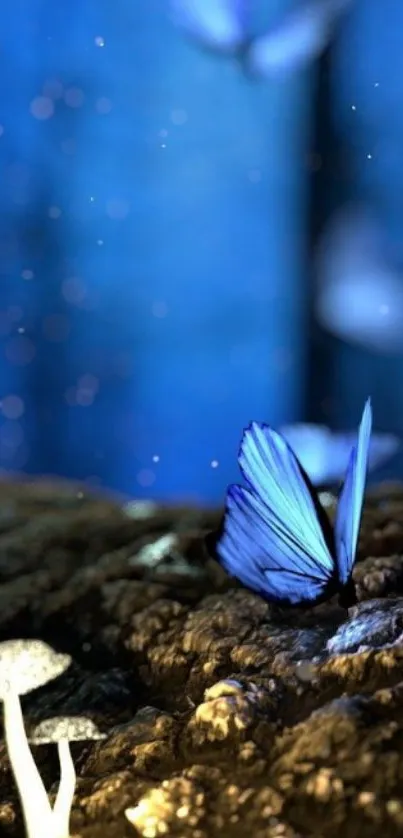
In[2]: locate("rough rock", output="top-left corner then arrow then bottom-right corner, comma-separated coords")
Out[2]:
1,478 -> 403,836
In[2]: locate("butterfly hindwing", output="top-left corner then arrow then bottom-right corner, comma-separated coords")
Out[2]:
220,484 -> 333,604
334,399 -> 372,584
279,422 -> 398,486
217,422 -> 337,604
247,0 -> 352,77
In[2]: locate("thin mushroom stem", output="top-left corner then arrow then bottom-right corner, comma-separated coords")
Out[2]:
2,690 -> 55,838
52,738 -> 76,838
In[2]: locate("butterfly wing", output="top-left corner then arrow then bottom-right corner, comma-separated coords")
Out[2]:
216,422 -> 336,605
170,0 -> 248,54
280,422 -> 398,486
278,423 -> 333,485
334,399 -> 372,585
246,0 -> 352,77
328,429 -> 399,483
367,431 -> 400,471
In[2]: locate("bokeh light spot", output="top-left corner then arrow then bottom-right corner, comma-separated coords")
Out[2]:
96,97 -> 112,114
30,96 -> 54,120
8,306 -> 23,323
43,79 -> 64,100
137,469 -> 155,487
62,277 -> 87,306
0,421 -> 26,466
106,199 -> 130,220
170,109 -> 188,125
248,168 -> 262,183
64,87 -> 85,108
1,395 -> 25,420
0,313 -> 12,336
48,206 -> 62,219
152,300 -> 168,318
61,138 -> 76,156
42,314 -> 70,343
6,335 -> 36,366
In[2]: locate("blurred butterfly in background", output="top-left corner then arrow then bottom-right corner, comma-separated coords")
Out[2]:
278,419 -> 399,486
206,399 -> 372,607
316,206 -> 403,354
170,0 -> 354,77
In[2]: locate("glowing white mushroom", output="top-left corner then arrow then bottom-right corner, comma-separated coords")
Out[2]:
31,716 -> 106,838
0,639 -> 71,838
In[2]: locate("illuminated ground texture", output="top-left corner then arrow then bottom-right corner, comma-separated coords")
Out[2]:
1,480 -> 403,837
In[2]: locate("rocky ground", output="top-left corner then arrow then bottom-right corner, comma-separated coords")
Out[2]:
1,479 -> 403,837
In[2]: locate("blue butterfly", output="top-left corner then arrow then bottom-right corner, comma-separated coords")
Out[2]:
278,421 -> 398,487
206,399 -> 372,607
170,0 -> 354,77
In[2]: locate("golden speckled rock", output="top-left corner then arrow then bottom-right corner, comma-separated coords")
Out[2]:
1,478 -> 403,838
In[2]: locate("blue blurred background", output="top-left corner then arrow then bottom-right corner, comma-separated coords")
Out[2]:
0,0 -> 402,504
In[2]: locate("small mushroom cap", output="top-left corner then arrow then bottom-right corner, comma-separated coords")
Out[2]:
0,640 -> 71,698
30,716 -> 107,744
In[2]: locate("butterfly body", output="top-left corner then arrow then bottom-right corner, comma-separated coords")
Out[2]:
206,401 -> 372,608
337,576 -> 358,609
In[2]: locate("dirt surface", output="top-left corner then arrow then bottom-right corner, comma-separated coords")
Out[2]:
1,479 -> 403,837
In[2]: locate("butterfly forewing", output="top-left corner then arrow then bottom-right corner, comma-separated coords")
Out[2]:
170,0 -> 248,53
334,399 -> 372,585
239,423 -> 334,574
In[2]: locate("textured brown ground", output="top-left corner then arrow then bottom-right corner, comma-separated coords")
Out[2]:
1,479 -> 403,837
